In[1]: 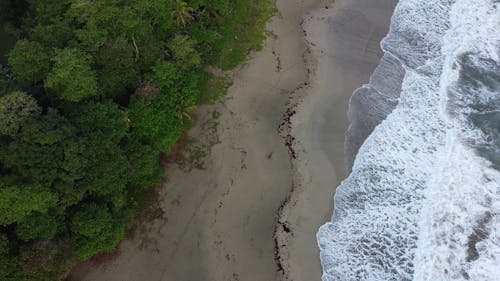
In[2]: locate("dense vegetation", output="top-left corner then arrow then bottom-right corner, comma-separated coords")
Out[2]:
0,0 -> 274,280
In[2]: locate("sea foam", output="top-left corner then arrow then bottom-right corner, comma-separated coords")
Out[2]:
317,0 -> 500,280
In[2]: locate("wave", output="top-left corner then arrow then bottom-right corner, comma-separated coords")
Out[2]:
317,0 -> 500,280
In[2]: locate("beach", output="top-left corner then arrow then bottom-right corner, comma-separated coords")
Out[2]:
68,0 -> 395,281
276,0 -> 396,280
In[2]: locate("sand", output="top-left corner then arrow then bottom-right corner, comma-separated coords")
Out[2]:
70,0 -> 324,280
69,0 -> 397,280
276,0 -> 397,280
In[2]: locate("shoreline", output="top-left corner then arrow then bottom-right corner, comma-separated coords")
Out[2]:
276,0 -> 397,280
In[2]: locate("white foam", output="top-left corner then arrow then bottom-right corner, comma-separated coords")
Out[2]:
317,0 -> 500,280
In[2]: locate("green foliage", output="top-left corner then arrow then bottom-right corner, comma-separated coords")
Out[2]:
46,48 -> 99,102
152,61 -> 180,89
71,203 -> 125,260
187,0 -> 276,69
129,94 -> 182,152
0,234 -> 8,255
8,40 -> 51,85
172,0 -> 193,28
0,180 -> 57,225
78,136 -> 128,205
0,66 -> 18,95
124,139 -> 162,190
30,20 -> 74,49
1,110 -> 76,184
67,101 -> 127,142
0,0 -> 275,278
94,38 -> 139,96
0,91 -> 41,137
168,35 -> 201,69
16,212 -> 61,241
0,254 -> 24,281
28,0 -> 75,49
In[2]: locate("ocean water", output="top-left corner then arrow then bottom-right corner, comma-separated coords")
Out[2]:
317,0 -> 500,280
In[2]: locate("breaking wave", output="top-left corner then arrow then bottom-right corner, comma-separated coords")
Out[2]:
317,0 -> 500,280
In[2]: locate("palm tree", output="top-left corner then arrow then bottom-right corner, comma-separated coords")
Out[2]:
172,0 -> 193,28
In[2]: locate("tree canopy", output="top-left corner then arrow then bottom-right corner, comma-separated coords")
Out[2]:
0,0 -> 275,279
8,40 -> 51,85
46,48 -> 99,102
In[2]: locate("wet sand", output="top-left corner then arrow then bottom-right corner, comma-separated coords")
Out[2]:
276,0 -> 397,280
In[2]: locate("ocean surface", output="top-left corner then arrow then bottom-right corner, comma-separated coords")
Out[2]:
317,0 -> 500,280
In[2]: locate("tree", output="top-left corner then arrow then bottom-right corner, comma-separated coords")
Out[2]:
0,66 -> 18,95
0,179 -> 57,225
1,110 -> 77,185
0,92 -> 41,137
128,94 -> 182,152
94,38 -> 139,96
151,61 -> 180,89
172,0 -> 193,27
0,255 -> 24,281
0,232 -> 24,281
168,35 -> 201,69
16,212 -> 61,241
124,139 -> 162,190
0,0 -> 276,278
65,101 -> 129,204
30,20 -> 74,49
71,203 -> 125,260
76,135 -> 128,206
8,40 -> 51,85
66,101 -> 127,143
46,48 -> 99,102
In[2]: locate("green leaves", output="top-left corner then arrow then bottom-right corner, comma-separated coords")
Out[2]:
16,212 -> 62,241
124,139 -> 162,190
128,94 -> 182,152
168,35 -> 201,69
8,40 -> 51,85
0,181 -> 57,225
152,61 -> 179,89
0,0 -> 275,278
172,0 -> 194,28
46,48 -> 98,102
0,92 -> 41,137
67,101 -> 127,142
71,203 -> 125,260
95,38 -> 139,96
1,111 -> 75,184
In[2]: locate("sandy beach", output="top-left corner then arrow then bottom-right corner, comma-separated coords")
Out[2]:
276,0 -> 396,280
68,0 -> 396,281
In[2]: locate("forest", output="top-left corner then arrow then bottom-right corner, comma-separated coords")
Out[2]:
0,0 -> 273,280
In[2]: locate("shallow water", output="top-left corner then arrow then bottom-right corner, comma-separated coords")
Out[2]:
318,0 -> 500,280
